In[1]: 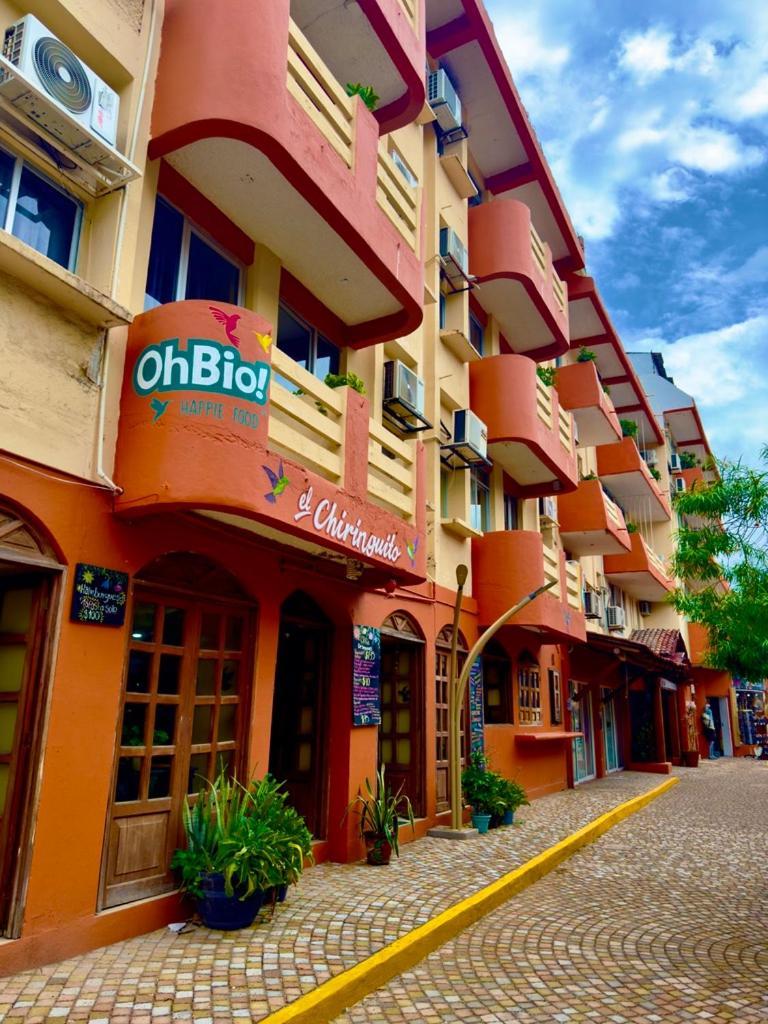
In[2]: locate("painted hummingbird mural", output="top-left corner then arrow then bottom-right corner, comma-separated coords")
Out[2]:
209,306 -> 241,348
406,536 -> 419,567
150,397 -> 170,422
262,460 -> 289,503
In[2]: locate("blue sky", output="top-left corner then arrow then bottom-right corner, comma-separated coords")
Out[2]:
486,0 -> 768,468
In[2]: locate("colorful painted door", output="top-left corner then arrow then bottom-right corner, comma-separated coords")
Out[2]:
101,591 -> 251,909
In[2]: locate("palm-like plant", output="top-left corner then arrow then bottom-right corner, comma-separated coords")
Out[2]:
346,765 -> 415,860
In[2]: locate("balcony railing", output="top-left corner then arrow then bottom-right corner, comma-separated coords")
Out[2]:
531,222 -> 566,314
535,375 -> 575,454
543,542 -> 561,598
565,559 -> 582,611
271,349 -> 417,521
287,20 -> 354,168
398,0 -> 417,27
377,141 -> 418,250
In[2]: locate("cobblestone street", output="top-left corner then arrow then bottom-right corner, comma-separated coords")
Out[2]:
337,759 -> 768,1024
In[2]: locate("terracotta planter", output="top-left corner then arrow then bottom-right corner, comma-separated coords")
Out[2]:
682,750 -> 700,768
364,831 -> 393,865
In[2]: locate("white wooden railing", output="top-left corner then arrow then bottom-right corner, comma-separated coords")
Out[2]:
287,20 -> 354,167
531,222 -> 567,314
398,0 -> 417,27
565,559 -> 582,610
543,543 -> 561,598
377,140 -> 418,250
368,419 -> 418,521
535,374 -> 553,429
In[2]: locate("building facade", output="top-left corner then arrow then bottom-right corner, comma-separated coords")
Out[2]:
0,0 -> 727,975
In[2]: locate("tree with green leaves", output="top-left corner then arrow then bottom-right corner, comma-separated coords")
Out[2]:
671,446 -> 768,680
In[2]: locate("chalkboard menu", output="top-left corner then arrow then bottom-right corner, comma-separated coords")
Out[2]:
352,625 -> 381,726
468,658 -> 485,753
70,563 -> 129,627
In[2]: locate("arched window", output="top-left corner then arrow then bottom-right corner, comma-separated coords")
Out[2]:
483,640 -> 512,725
518,651 -> 542,725
435,626 -> 469,813
379,611 -> 425,816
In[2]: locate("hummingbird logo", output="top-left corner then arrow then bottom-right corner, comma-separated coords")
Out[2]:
406,536 -> 419,566
150,397 -> 170,422
262,460 -> 289,503
254,330 -> 272,352
209,306 -> 241,348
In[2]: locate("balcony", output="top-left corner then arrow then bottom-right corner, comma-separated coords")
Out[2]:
468,200 -> 569,361
291,0 -> 425,133
149,0 -> 422,347
596,438 -> 672,522
558,479 -> 632,557
469,355 -> 578,497
603,532 -> 674,602
472,531 -> 586,643
114,301 -> 426,583
554,361 -> 621,446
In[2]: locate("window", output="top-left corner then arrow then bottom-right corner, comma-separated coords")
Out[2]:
145,196 -> 241,309
390,147 -> 418,188
439,292 -> 446,330
276,304 -> 340,383
0,146 -> 81,269
503,492 -> 519,531
467,172 -> 483,207
440,468 -> 450,517
483,641 -> 512,725
470,468 -> 490,533
548,668 -> 562,725
468,313 -> 484,356
518,652 -> 542,725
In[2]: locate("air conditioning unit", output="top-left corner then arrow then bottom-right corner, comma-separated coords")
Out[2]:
538,496 -> 557,523
2,15 -> 119,153
641,449 -> 658,467
452,409 -> 487,461
675,477 -> 686,493
384,360 -> 425,417
606,605 -> 625,630
638,600 -> 652,616
583,590 -> 602,619
427,68 -> 462,133
439,227 -> 468,276
669,452 -> 681,471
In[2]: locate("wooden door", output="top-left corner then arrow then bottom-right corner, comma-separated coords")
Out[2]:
379,634 -> 424,817
101,591 -> 251,909
0,575 -> 49,934
269,596 -> 331,839
434,628 -> 468,814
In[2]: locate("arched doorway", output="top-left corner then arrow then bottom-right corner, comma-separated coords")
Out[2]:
100,553 -> 256,909
0,505 -> 61,937
269,592 -> 332,839
434,625 -> 468,814
379,612 -> 425,817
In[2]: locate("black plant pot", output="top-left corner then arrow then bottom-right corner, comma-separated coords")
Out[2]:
197,873 -> 264,930
264,883 -> 289,905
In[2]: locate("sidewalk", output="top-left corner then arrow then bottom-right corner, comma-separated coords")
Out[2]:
0,771 -> 670,1023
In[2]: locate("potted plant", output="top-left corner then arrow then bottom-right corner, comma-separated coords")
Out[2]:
576,347 -> 597,362
172,769 -> 276,930
247,774 -> 313,905
620,418 -> 639,439
536,365 -> 557,387
461,751 -> 504,834
345,765 -> 415,865
499,777 -> 530,825
345,83 -> 379,111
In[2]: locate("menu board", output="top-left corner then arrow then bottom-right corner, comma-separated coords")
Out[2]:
70,563 -> 129,626
352,625 -> 381,726
468,658 -> 484,753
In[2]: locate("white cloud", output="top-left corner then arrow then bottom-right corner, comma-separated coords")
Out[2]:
733,74 -> 768,119
619,27 -> 674,83
493,13 -> 570,77
648,167 -> 695,202
669,125 -> 764,173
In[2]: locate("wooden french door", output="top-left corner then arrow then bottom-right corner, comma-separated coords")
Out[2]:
101,589 -> 252,909
434,630 -> 468,814
269,593 -> 331,839
0,572 -> 50,935
379,630 -> 424,817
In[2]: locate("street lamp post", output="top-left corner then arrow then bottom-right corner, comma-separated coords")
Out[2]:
447,566 -> 557,833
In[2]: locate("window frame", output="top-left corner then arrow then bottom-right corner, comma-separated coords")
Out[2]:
470,467 -> 491,533
482,641 -> 513,725
548,668 -> 562,725
468,312 -> 484,356
145,194 -> 245,310
276,302 -> 341,382
0,144 -> 82,272
518,652 -> 542,726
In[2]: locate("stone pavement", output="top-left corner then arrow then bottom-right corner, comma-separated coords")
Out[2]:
0,771 -> 664,1022
337,758 -> 768,1024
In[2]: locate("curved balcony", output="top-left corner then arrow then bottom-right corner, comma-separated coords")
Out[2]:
603,533 -> 674,601
558,479 -> 632,556
114,301 -> 426,584
597,439 -> 672,522
469,355 -> 578,497
472,531 -> 586,643
149,0 -> 422,348
292,0 -> 425,133
468,200 -> 569,361
554,360 -> 621,446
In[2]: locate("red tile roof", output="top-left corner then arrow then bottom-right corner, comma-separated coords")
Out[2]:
630,628 -> 689,663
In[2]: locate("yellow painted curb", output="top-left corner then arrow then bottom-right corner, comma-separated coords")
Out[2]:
263,776 -> 679,1024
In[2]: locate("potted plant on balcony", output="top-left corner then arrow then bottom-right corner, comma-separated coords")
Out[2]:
576,347 -> 597,362
345,83 -> 379,111
536,365 -> 557,387
620,419 -> 639,439
345,765 -> 415,865
626,521 -> 639,534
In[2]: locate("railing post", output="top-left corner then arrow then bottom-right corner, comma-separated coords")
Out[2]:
342,389 -> 370,498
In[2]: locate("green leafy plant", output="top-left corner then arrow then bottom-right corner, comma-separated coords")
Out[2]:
536,365 -> 557,387
626,520 -> 638,534
581,471 -> 597,481
461,751 -> 505,816
346,83 -> 379,111
602,382 -> 611,395
324,371 -> 367,395
345,765 -> 415,857
576,347 -> 597,362
498,776 -> 530,814
620,418 -> 639,439
649,466 -> 661,481
679,451 -> 698,469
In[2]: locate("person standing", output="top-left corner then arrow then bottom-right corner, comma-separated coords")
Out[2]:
701,702 -> 718,759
